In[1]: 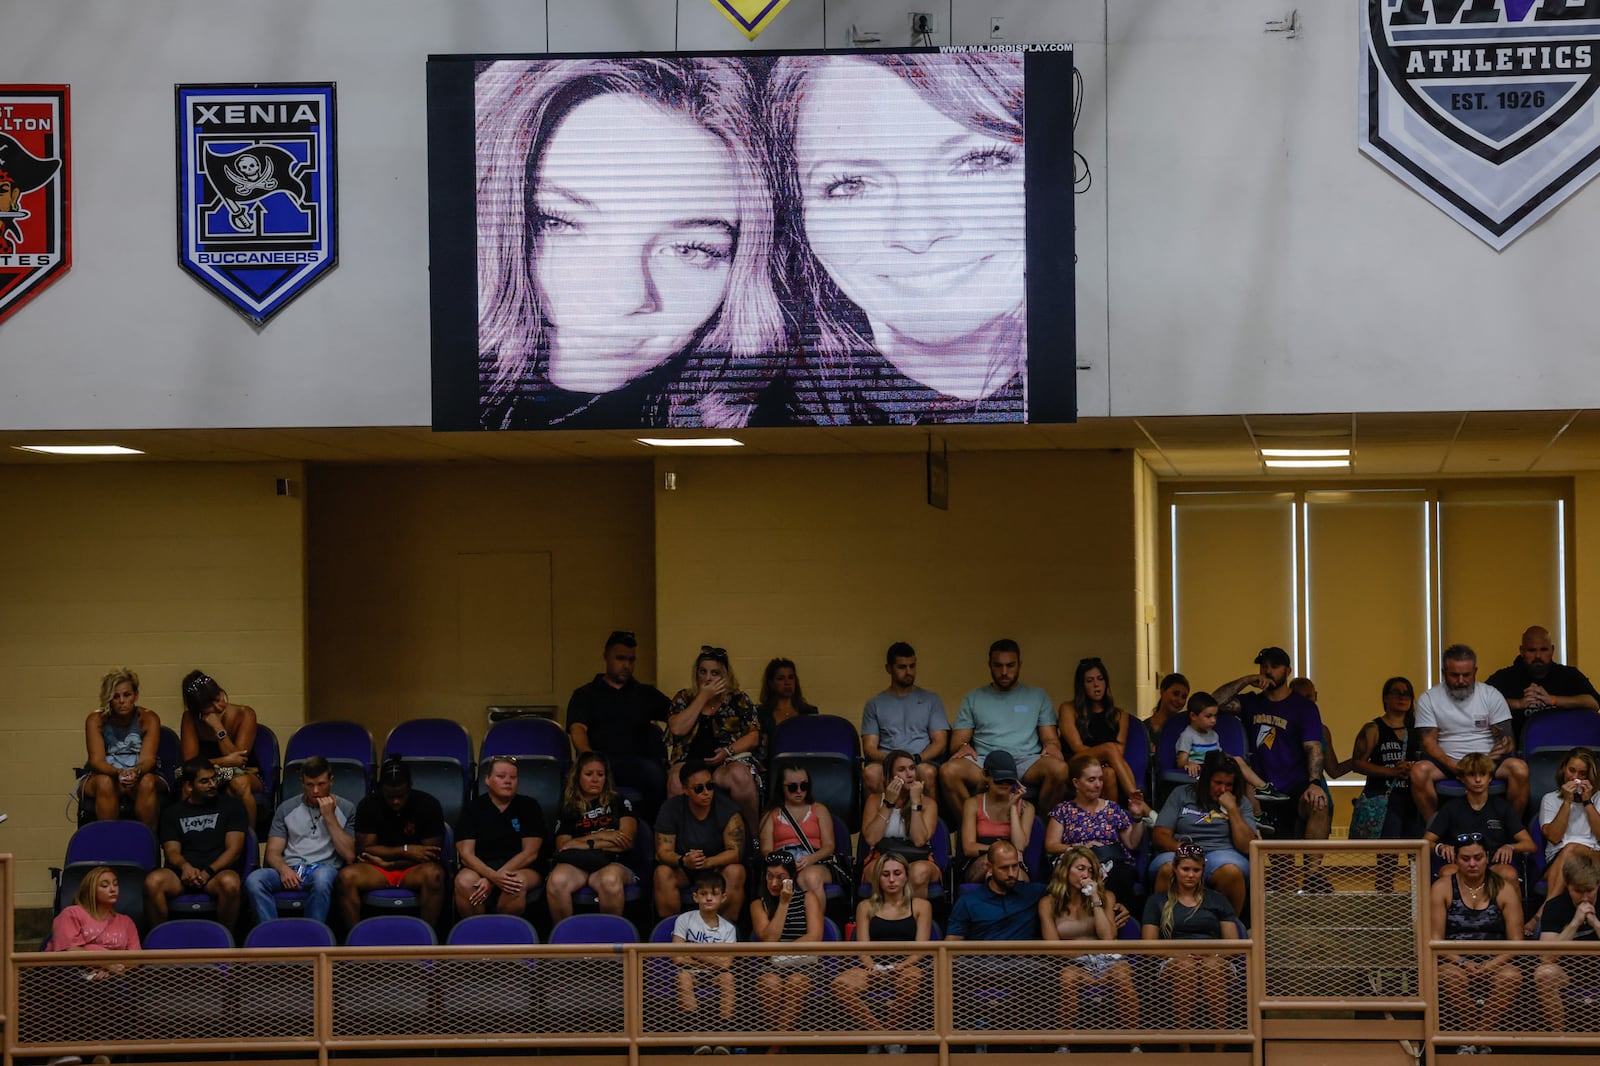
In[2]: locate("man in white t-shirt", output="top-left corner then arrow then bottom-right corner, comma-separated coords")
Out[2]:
1410,643 -> 1530,822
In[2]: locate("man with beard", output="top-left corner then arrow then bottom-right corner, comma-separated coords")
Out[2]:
1214,647 -> 1331,888
1486,626 -> 1600,745
1411,643 -> 1530,823
939,639 -> 1067,814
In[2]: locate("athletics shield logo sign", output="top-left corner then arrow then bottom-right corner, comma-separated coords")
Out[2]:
0,86 -> 69,326
177,84 -> 337,324
1361,0 -> 1600,250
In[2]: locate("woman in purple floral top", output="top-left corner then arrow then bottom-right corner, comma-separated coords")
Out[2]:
1045,752 -> 1152,919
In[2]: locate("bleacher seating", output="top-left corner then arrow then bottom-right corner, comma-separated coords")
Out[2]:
480,715 -> 571,835
51,819 -> 160,933
283,720 -> 375,809
769,714 -> 862,833
384,717 -> 475,825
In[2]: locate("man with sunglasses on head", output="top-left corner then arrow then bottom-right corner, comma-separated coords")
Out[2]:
568,629 -> 672,820
1212,646 -> 1332,890
654,759 -> 747,921
1423,751 -> 1535,886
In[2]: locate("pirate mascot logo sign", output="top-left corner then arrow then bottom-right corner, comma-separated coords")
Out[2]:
1361,0 -> 1600,249
177,83 -> 336,324
0,86 -> 69,326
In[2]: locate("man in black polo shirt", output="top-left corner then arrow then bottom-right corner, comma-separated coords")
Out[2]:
144,757 -> 247,929
1486,625 -> 1600,745
568,629 -> 671,819
336,759 -> 448,928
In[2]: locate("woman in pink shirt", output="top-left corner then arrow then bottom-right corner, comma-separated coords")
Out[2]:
50,865 -> 140,966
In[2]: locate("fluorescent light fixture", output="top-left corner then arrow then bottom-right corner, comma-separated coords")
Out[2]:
13,444 -> 144,456
1264,458 -> 1350,469
635,437 -> 744,448
1260,448 -> 1351,458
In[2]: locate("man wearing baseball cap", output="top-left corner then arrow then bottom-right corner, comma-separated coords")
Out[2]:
1212,647 -> 1332,889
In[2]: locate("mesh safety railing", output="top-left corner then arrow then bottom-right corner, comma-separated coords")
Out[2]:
1429,941 -> 1600,1050
1250,840 -> 1429,1007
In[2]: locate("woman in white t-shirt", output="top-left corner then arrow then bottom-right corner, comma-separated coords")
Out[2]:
1529,747 -> 1600,934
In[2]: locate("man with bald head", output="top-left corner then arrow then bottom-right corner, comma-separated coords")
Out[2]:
944,840 -> 1044,941
1486,626 -> 1600,744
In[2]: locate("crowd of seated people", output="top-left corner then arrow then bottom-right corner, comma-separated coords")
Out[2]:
56,624 -> 1600,1052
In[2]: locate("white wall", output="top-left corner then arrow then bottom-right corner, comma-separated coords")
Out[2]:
0,0 -> 1591,431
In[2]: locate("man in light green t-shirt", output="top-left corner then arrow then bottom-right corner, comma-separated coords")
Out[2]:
939,639 -> 1067,815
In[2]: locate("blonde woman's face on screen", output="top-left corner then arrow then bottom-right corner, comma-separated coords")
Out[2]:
533,93 -> 740,394
793,58 -> 1025,348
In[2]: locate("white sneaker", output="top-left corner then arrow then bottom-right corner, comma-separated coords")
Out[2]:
1130,1047 -> 1143,1053
1455,1046 -> 1478,1055
887,1046 -> 907,1055
1055,1047 -> 1072,1054
47,1058 -> 83,1066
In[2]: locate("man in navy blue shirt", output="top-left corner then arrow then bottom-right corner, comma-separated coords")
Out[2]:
946,841 -> 1044,940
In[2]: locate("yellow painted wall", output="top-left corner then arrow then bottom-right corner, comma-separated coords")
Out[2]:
0,463 -> 306,907
651,450 -> 1143,726
304,463 -> 660,751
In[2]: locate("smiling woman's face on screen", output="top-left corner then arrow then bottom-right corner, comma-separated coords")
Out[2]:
793,58 -> 1025,357
533,93 -> 741,394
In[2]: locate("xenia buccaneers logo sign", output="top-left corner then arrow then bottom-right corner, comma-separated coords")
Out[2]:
177,84 -> 337,325
1361,0 -> 1600,249
0,86 -> 69,326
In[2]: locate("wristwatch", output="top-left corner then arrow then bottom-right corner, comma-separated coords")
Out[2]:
216,729 -> 228,740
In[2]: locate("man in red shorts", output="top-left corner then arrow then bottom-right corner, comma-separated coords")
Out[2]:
335,758 -> 447,929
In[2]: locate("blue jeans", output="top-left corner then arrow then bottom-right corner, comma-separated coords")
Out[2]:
245,863 -> 338,924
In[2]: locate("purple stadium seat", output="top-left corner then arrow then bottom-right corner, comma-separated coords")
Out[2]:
52,820 -> 159,932
156,725 -> 182,791
447,913 -> 539,946
770,714 -> 863,832
283,720 -> 375,809
549,912 -> 638,945
346,914 -> 437,947
145,918 -> 235,950
244,917 -> 336,948
480,716 -> 570,834
385,718 -> 475,826
252,722 -> 281,827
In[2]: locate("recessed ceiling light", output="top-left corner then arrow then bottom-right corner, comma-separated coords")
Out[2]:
1260,448 -> 1351,458
13,444 -> 144,456
635,437 -> 744,448
1264,458 -> 1351,469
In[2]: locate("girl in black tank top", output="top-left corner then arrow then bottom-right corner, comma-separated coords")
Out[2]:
751,853 -> 823,1037
832,852 -> 932,1042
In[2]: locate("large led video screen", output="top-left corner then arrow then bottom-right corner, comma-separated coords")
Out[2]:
427,47 -> 1075,430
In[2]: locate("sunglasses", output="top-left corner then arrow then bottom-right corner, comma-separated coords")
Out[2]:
700,645 -> 729,663
688,783 -> 715,794
763,852 -> 796,868
785,781 -> 810,793
1176,843 -> 1205,861
1455,832 -> 1485,846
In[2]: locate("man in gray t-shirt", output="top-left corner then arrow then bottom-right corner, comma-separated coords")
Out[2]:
244,755 -> 357,926
861,641 -> 949,795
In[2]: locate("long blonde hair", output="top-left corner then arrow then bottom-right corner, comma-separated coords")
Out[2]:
1160,848 -> 1207,938
866,852 -> 913,919
1046,845 -> 1106,918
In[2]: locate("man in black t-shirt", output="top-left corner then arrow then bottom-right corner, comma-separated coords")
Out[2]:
455,757 -> 545,918
144,757 -> 248,928
336,759 -> 448,927
568,630 -> 671,819
1486,625 -> 1600,745
652,761 -> 745,921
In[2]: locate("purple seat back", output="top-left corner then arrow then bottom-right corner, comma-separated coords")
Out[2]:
64,820 -> 159,869
770,714 -> 861,760
245,917 -> 336,949
346,914 -> 437,947
447,914 -> 539,946
145,919 -> 235,950
481,716 -> 571,766
549,913 -> 638,945
1525,708 -> 1600,754
385,717 -> 474,767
